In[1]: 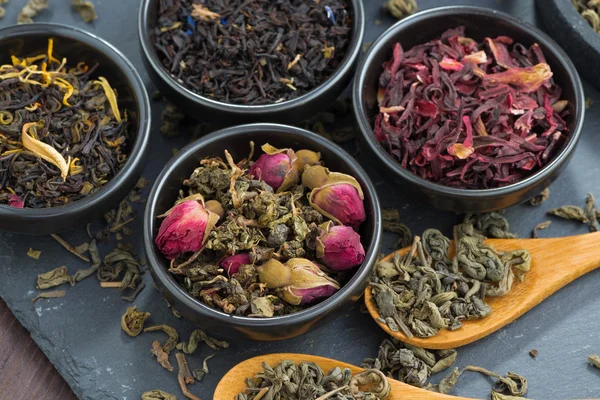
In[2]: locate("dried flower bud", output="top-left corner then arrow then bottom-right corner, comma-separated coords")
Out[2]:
280,258 -> 340,305
219,252 -> 251,276
8,194 -> 24,208
249,144 -> 321,193
303,165 -> 366,229
205,199 -> 225,218
316,221 -> 365,271
155,194 -> 220,259
257,259 -> 292,288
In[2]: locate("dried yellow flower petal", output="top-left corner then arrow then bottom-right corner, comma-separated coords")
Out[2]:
21,122 -> 69,180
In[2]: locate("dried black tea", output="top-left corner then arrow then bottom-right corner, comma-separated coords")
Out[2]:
0,40 -> 130,208
154,142 -> 368,317
152,0 -> 353,105
236,359 -> 390,400
369,213 -> 530,338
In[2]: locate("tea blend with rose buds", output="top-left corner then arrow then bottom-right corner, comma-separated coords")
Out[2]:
374,26 -> 569,189
236,360 -> 390,400
152,0 -> 353,105
0,39 -> 130,208
154,142 -> 367,317
370,213 -> 530,338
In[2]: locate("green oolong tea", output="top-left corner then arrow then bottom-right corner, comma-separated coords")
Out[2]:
236,360 -> 390,400
370,213 -> 531,338
0,39 -> 130,208
152,0 -> 353,104
154,142 -> 367,317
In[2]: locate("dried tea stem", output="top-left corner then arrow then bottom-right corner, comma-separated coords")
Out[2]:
151,340 -> 174,372
31,290 -> 66,302
50,234 -> 91,262
532,220 -> 551,238
176,353 -> 200,400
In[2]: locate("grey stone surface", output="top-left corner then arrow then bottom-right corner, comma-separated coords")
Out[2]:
1,0 -> 600,399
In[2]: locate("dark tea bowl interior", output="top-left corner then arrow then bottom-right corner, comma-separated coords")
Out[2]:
0,23 -> 151,235
138,0 -> 365,125
353,6 -> 585,213
143,123 -> 382,341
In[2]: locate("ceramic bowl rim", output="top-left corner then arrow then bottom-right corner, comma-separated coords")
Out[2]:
352,6 -> 585,198
143,123 -> 382,328
137,0 -> 366,114
0,23 -> 151,220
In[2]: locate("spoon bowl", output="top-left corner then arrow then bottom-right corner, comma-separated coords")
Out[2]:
214,353 -> 472,399
365,232 -> 600,349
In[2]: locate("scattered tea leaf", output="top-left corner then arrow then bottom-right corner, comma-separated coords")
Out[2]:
144,325 -> 179,354
150,340 -> 174,372
121,281 -> 146,302
176,329 -> 229,354
532,220 -> 551,238
27,248 -> 41,260
465,212 -> 517,239
50,234 -> 91,262
586,193 -> 599,232
161,103 -> 185,137
37,266 -> 73,289
72,240 -> 101,283
529,349 -> 538,358
121,306 -> 150,337
383,0 -> 418,19
176,353 -> 200,400
31,290 -> 66,302
529,188 -> 550,206
192,354 -> 214,382
586,97 -> 593,109
141,390 -> 177,400
547,206 -> 588,223
382,208 -> 413,248
588,354 -> 600,369
72,0 -> 97,23
18,0 -> 48,24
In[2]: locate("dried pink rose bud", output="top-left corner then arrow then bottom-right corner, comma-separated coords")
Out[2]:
281,258 -> 340,305
257,258 -> 340,305
155,194 -> 221,260
249,144 -> 320,192
302,165 -> 366,229
316,221 -> 365,271
219,252 -> 251,276
8,194 -> 24,208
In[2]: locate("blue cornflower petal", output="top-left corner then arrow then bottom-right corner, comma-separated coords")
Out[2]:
221,16 -> 228,25
185,29 -> 193,36
187,15 -> 196,29
324,6 -> 335,24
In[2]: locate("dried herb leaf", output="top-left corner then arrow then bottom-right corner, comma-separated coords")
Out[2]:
144,325 -> 179,354
72,240 -> 101,283
383,0 -> 418,19
529,349 -> 538,358
529,188 -> 550,206
176,329 -> 229,354
588,354 -> 600,369
27,248 -> 41,260
72,0 -> 97,23
586,193 -> 599,232
37,266 -> 73,289
18,0 -> 48,23
532,220 -> 551,238
120,306 -> 150,337
31,290 -> 66,302
141,390 -> 177,400
151,340 -> 174,372
192,354 -> 214,382
22,122 -> 69,180
547,206 -> 588,222
51,234 -> 91,262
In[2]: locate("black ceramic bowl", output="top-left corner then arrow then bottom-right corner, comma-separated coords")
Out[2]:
138,0 -> 365,124
0,23 -> 151,235
353,6 -> 585,213
143,123 -> 382,341
537,0 -> 600,91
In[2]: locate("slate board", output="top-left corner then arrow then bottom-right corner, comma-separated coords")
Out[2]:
2,0 -> 600,399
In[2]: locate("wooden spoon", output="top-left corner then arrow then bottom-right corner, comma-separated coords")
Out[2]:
365,231 -> 600,349
214,353 -> 473,399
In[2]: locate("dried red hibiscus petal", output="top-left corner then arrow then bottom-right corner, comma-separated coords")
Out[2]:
373,26 -> 570,189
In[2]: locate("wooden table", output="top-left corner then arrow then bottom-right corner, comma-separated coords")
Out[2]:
0,300 -> 77,400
